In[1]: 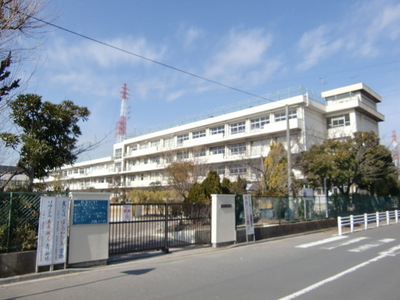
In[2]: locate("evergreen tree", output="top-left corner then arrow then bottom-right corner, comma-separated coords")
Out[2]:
0,94 -> 90,190
202,170 -> 222,199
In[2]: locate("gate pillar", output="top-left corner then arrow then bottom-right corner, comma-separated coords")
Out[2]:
211,194 -> 236,247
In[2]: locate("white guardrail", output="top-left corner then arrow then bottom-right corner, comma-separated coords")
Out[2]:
337,210 -> 400,235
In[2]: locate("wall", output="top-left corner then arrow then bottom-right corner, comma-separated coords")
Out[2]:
236,219 -> 337,243
0,251 -> 36,278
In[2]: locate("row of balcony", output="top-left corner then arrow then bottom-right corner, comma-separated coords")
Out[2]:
122,118 -> 303,159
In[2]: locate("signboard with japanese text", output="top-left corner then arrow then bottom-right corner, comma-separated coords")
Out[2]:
243,194 -> 255,235
36,197 -> 69,267
72,200 -> 108,225
68,192 -> 110,265
122,205 -> 132,221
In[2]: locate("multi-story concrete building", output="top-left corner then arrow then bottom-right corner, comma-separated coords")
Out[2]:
42,83 -> 384,193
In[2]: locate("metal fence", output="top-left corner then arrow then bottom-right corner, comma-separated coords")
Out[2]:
338,210 -> 400,235
0,192 -> 67,253
235,194 -> 400,228
109,202 -> 211,255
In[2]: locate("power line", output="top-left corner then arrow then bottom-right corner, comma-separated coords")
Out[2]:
31,16 -> 274,102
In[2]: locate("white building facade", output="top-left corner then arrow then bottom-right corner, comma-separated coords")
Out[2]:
42,83 -> 384,193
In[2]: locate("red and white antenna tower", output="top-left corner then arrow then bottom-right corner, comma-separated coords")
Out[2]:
392,130 -> 399,168
116,83 -> 129,143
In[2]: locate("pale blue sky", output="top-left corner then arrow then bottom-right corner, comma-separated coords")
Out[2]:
16,0 -> 400,161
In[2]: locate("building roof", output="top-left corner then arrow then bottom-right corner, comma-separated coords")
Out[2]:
321,83 -> 382,103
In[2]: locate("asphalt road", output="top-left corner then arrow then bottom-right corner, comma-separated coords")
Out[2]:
2,224 -> 400,300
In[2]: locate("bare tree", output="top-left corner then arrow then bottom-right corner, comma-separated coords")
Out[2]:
0,0 -> 50,54
0,0 -> 51,165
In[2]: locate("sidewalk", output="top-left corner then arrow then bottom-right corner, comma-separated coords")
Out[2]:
0,227 -> 336,286
0,245 -> 216,286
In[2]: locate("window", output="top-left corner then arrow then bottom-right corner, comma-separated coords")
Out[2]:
210,126 -> 225,135
151,140 -> 160,147
216,166 -> 225,176
130,145 -> 138,152
177,134 -> 189,145
194,148 -> 206,157
251,116 -> 270,130
327,114 -> 350,128
210,146 -> 225,155
275,110 -> 297,122
229,165 -> 247,175
230,122 -> 245,134
140,142 -> 149,149
151,156 -> 160,164
275,112 -> 286,122
193,130 -> 206,139
230,143 -> 246,155
177,152 -> 189,161
164,137 -> 174,147
289,110 -> 297,119
114,148 -> 122,159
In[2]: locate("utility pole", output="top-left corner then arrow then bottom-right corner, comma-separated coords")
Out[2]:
286,105 -> 294,220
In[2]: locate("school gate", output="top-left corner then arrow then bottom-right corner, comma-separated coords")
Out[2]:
109,202 -> 211,255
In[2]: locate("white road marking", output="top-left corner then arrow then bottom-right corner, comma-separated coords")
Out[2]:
348,238 -> 395,253
277,244 -> 400,300
380,238 -> 396,243
295,236 -> 347,248
321,237 -> 369,250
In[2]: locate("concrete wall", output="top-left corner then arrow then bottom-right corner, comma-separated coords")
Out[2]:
236,219 -> 337,243
0,251 -> 36,278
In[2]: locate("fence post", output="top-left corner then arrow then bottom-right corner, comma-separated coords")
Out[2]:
6,192 -> 14,252
376,212 -> 380,228
386,211 -> 390,225
364,213 -> 368,230
396,210 -> 399,224
164,203 -> 169,253
350,215 -> 354,233
338,216 -> 342,236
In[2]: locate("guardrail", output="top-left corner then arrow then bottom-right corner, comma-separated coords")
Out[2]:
338,210 -> 400,235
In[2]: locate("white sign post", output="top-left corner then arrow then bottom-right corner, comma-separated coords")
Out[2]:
36,196 -> 69,271
243,194 -> 255,243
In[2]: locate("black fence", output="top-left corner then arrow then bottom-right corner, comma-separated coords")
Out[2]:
109,202 -> 211,255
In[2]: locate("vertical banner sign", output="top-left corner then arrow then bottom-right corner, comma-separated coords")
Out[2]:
36,197 -> 69,267
243,194 -> 255,235
53,197 -> 69,264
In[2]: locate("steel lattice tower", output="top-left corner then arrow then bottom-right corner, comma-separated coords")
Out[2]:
116,83 -> 129,143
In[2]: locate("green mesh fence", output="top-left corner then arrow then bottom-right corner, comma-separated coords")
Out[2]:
235,194 -> 400,228
0,192 -> 67,253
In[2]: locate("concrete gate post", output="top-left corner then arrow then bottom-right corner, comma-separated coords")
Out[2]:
211,194 -> 236,247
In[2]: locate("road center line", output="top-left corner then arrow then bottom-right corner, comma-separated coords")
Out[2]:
277,244 -> 400,300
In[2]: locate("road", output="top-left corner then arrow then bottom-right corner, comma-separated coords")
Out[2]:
2,224 -> 400,300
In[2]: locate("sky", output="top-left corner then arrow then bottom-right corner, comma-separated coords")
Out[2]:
8,0 -> 400,163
